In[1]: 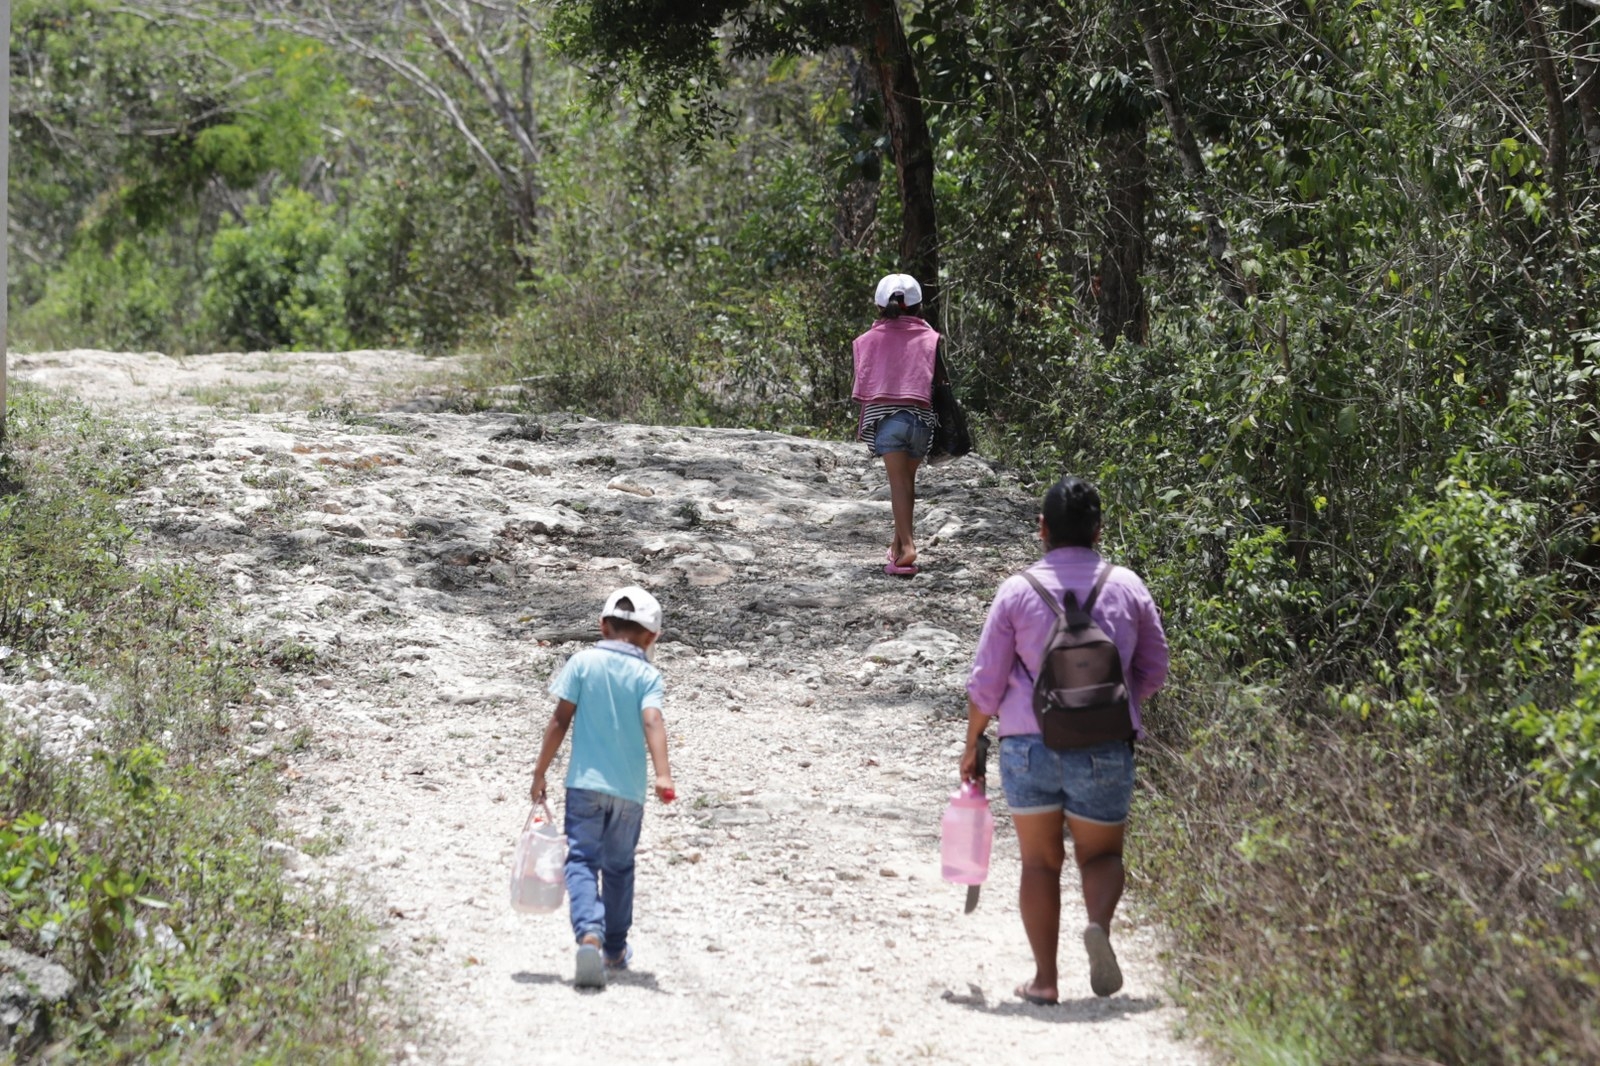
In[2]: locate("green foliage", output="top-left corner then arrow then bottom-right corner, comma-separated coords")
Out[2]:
13,234 -> 193,354
10,4 -> 346,346
1519,628 -> 1600,860
550,0 -> 861,141
0,389 -> 384,1060
337,165 -> 521,351
204,189 -> 351,351
1191,527 -> 1322,674
17,2 -> 1600,1059
1380,457 -> 1557,757
474,54 -> 870,430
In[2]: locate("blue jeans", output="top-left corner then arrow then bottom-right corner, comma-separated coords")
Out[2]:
563,788 -> 644,957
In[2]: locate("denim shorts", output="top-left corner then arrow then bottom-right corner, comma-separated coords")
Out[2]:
871,410 -> 933,459
999,735 -> 1135,824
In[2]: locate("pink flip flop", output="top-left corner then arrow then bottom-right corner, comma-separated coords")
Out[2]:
884,560 -> 919,577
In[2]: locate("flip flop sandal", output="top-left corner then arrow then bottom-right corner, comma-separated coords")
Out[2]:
1014,982 -> 1058,1006
1083,923 -> 1123,997
884,548 -> 919,576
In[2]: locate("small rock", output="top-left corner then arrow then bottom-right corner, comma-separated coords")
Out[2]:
606,476 -> 654,497
247,720 -> 271,735
286,528 -> 330,549
261,841 -> 306,871
711,808 -> 771,827
0,947 -> 76,1049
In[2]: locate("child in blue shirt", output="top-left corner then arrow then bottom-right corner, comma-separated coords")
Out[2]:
531,585 -> 675,990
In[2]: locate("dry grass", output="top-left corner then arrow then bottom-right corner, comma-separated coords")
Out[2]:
1134,685 -> 1600,1064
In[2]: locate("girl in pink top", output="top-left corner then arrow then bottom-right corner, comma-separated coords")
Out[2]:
852,273 -> 939,575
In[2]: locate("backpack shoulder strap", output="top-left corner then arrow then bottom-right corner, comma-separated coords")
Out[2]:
1020,571 -> 1065,621
1081,564 -> 1114,615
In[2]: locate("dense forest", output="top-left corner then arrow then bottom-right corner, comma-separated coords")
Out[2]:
9,0 -> 1600,1061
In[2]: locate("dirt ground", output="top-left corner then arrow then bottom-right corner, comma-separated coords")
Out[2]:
13,349 -> 1207,1066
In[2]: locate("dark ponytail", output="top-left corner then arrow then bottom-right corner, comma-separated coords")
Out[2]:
878,298 -> 923,320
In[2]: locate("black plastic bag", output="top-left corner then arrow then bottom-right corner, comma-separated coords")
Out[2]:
929,349 -> 972,463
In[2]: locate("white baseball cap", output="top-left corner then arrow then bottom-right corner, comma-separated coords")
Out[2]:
874,273 -> 923,308
602,585 -> 663,633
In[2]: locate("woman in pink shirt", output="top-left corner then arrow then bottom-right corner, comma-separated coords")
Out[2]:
852,273 -> 939,576
961,477 -> 1169,1004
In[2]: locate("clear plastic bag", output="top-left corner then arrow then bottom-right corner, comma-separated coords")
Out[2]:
509,802 -> 567,915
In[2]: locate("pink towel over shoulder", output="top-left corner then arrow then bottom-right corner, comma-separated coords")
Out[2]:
852,317 -> 940,406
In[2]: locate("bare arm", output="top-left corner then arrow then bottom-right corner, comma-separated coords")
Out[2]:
530,699 -> 576,804
641,705 -> 674,801
959,699 -> 995,782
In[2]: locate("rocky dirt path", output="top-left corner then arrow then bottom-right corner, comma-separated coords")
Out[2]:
16,350 -> 1204,1066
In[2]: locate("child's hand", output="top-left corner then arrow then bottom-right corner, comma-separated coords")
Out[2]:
530,772 -> 547,804
654,776 -> 676,803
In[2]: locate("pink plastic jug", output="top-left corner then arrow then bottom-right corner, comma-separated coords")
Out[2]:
941,780 -> 994,885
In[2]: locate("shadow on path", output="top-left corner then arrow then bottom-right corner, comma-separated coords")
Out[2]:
941,983 -> 1163,1023
512,969 -> 669,995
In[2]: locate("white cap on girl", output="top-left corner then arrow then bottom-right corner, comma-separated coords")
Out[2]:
874,273 -> 923,308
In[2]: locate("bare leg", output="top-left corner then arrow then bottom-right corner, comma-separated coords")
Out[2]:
1066,816 -> 1126,930
1013,809 -> 1067,1002
1067,815 -> 1126,996
882,451 -> 921,566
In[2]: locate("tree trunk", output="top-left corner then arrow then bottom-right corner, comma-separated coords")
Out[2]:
1522,0 -> 1571,221
1097,121 -> 1149,349
1567,1 -> 1600,174
859,0 -> 940,327
1139,1 -> 1246,308
829,50 -> 881,256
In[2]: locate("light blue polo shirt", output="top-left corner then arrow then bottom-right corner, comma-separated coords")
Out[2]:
549,641 -> 664,806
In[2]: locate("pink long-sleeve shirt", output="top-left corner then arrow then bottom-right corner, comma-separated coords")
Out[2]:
966,547 -> 1169,739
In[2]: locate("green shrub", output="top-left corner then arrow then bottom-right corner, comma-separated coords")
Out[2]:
203,189 -> 350,351
0,388 -> 384,1061
12,236 -> 194,353
1518,627 -> 1600,861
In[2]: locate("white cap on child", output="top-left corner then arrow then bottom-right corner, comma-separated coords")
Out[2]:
874,273 -> 922,308
602,585 -> 663,634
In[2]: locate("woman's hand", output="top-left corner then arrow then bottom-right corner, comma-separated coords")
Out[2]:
530,772 -> 547,805
959,741 -> 980,783
961,702 -> 994,783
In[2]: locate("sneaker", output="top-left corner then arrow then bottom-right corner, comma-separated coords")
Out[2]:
1083,923 -> 1123,997
575,937 -> 606,989
604,945 -> 634,972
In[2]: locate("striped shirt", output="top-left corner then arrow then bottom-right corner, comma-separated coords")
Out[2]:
859,403 -> 938,450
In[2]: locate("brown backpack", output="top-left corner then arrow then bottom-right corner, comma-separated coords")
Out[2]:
1021,567 -> 1134,749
